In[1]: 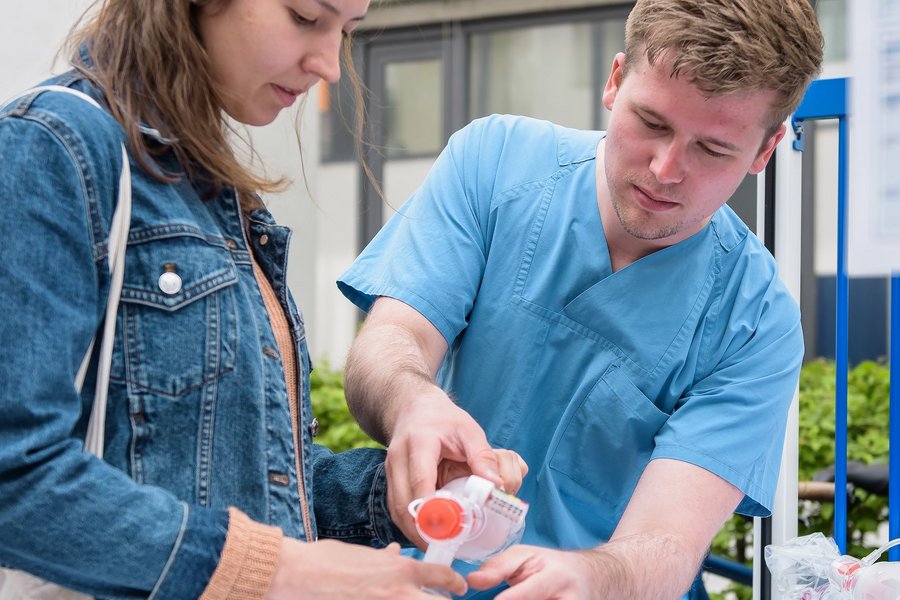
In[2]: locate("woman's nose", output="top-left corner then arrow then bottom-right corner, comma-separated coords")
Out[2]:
306,32 -> 343,84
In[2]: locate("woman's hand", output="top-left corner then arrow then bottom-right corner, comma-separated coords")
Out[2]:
266,539 -> 467,599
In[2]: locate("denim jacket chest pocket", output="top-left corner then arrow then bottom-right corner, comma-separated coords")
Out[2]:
115,228 -> 239,397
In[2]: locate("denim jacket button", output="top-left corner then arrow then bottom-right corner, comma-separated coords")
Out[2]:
268,472 -> 290,486
309,418 -> 319,438
259,234 -> 269,246
158,271 -> 182,295
262,346 -> 280,360
226,239 -> 237,250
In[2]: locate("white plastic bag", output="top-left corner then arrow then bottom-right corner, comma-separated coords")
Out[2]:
0,570 -> 91,600
765,532 -> 846,599
766,533 -> 900,599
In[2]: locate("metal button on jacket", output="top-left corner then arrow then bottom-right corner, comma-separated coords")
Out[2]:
158,265 -> 182,295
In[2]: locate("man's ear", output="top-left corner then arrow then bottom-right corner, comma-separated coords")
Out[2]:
749,124 -> 786,174
602,52 -> 627,111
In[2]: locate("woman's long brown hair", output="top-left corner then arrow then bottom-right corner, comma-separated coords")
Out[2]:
66,0 -> 374,207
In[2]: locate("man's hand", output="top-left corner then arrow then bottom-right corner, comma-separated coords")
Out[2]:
468,545 -> 599,599
345,297 -> 528,545
385,394 -> 528,546
436,449 -> 529,494
266,539 -> 467,599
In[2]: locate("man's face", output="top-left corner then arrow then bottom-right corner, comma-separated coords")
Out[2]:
600,51 -> 785,249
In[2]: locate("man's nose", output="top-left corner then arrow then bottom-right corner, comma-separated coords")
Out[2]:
649,141 -> 686,185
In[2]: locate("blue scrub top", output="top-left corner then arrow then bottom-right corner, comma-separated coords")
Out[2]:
339,114 -> 803,558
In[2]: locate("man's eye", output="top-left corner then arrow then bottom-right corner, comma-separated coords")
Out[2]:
701,145 -> 727,158
639,116 -> 665,131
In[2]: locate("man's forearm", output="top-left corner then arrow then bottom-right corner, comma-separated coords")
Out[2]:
344,319 -> 440,445
581,532 -> 705,600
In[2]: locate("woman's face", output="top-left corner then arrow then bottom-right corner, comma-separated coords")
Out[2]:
196,0 -> 369,126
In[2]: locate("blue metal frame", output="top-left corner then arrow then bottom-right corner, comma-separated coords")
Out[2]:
794,77 -> 899,559
792,78 -> 847,150
892,277 -> 900,561
793,77 -> 851,554
702,555 -> 753,587
689,556 -> 753,600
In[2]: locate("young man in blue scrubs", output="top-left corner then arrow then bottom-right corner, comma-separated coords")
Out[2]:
337,0 -> 824,597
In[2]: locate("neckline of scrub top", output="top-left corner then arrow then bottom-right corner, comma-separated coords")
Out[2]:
561,221 -> 718,374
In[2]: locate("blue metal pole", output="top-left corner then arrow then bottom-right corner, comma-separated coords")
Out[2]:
891,276 -> 900,562
834,116 -> 849,554
792,78 -> 853,556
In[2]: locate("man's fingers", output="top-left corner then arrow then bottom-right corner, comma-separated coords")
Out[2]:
385,444 -> 422,545
492,576 -> 551,600
437,451 -> 528,496
386,435 -> 444,548
435,459 -> 471,488
405,436 -> 442,501
416,563 -> 468,597
468,546 -> 545,590
461,436 -> 502,487
495,450 -> 528,495
467,550 -> 516,590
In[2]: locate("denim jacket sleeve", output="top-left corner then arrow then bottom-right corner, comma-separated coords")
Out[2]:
0,89 -> 228,598
311,444 -> 410,547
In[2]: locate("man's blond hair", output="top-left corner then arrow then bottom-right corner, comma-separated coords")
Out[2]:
625,0 -> 824,133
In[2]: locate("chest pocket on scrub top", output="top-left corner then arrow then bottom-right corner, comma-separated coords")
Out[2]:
548,363 -> 668,515
118,233 -> 239,397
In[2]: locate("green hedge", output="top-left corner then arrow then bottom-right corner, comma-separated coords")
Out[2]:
310,361 -> 382,451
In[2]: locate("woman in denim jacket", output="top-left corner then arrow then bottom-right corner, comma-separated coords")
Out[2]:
0,1 -> 524,598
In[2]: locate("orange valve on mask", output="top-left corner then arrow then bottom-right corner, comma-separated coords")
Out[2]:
408,475 -> 529,567
416,497 -> 465,540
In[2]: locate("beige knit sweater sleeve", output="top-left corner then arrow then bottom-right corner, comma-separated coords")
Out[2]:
199,508 -> 283,600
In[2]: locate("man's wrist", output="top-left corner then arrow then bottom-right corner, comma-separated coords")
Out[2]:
381,371 -> 445,440
577,543 -> 636,599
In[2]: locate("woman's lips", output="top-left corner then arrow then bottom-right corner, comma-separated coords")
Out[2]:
272,84 -> 301,108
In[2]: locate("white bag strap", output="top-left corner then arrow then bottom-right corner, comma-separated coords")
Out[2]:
12,85 -> 132,459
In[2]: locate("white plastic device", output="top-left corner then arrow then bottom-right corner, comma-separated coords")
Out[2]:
408,475 -> 529,566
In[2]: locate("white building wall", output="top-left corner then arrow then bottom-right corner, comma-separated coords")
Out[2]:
0,2 -> 93,101
313,162 -> 361,367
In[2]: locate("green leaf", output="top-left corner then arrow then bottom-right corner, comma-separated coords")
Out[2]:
309,361 -> 384,452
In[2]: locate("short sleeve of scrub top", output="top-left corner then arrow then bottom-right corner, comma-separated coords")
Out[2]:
337,114 -> 552,347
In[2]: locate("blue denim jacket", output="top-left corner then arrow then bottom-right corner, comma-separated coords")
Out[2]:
0,71 -> 396,599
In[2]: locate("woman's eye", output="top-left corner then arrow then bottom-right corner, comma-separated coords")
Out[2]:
290,9 -> 315,26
